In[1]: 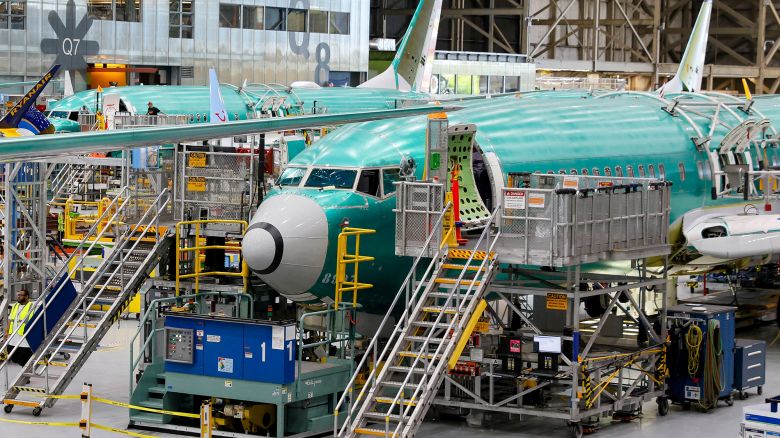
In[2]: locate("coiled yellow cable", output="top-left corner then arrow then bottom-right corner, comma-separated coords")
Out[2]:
686,324 -> 703,378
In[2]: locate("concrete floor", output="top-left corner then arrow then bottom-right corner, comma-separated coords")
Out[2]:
0,321 -> 777,437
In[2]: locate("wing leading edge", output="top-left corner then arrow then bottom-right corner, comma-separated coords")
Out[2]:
0,105 -> 456,162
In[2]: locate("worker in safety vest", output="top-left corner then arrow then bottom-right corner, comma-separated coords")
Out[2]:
57,211 -> 65,242
5,289 -> 33,365
95,111 -> 106,130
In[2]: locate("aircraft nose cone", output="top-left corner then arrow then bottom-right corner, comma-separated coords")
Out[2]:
242,194 -> 328,301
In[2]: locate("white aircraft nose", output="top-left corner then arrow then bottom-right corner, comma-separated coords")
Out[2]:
242,194 -> 328,302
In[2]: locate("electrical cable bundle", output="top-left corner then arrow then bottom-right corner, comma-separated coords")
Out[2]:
686,324 -> 702,378
701,320 -> 724,410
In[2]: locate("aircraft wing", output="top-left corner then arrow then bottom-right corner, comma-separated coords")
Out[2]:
667,255 -> 740,276
0,105 -> 454,161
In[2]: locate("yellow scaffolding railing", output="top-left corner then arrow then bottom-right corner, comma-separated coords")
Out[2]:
334,227 -> 376,310
62,198 -> 119,244
175,220 -> 249,296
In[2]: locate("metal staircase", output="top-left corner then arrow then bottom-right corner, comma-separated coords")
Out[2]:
335,205 -> 501,438
1,188 -> 172,415
48,164 -> 93,202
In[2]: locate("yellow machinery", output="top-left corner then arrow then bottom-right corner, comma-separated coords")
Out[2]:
211,399 -> 276,435
61,198 -> 115,245
175,220 -> 249,295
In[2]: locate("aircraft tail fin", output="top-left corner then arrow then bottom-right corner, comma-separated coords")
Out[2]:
658,0 -> 712,95
63,70 -> 74,97
360,0 -> 442,93
0,64 -> 60,129
209,68 -> 228,124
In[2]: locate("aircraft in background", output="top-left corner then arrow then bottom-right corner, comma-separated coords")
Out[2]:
658,0 -> 712,95
45,0 -> 442,133
0,64 -> 61,137
209,68 -> 229,124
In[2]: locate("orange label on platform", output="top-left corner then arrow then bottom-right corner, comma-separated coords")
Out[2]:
528,195 -> 546,209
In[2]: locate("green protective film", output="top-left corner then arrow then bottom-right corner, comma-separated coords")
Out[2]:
447,132 -> 490,228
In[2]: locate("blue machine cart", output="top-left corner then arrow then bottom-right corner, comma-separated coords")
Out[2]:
667,303 -> 735,410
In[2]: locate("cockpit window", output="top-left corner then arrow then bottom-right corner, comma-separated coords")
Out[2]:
49,111 -> 70,119
382,168 -> 401,196
356,169 -> 381,197
304,168 -> 357,189
277,167 -> 306,186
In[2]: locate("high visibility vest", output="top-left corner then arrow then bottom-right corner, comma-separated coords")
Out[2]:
9,302 -> 32,336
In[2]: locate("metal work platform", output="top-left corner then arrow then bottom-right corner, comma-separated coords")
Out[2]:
174,144 -> 261,222
337,172 -> 672,438
395,174 -> 671,266
128,278 -> 356,438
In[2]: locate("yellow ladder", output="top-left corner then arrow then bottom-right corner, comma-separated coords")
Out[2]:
334,227 -> 376,309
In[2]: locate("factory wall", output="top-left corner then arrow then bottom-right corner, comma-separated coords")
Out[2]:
0,0 -> 369,91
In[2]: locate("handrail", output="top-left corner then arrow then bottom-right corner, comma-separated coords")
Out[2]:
334,200 -> 452,437
388,206 -> 501,437
295,303 -> 359,399
4,189 -> 170,395
129,290 -> 253,395
49,163 -> 75,200
175,220 -> 249,296
0,186 -> 132,383
50,165 -> 95,202
63,196 -> 126,243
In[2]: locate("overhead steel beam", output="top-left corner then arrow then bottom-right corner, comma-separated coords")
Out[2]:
372,0 -> 780,94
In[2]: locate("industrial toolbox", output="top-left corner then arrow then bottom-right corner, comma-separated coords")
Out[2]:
734,339 -> 766,399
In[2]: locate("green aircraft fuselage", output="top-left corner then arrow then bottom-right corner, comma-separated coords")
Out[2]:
46,85 -> 430,133
245,91 -> 780,313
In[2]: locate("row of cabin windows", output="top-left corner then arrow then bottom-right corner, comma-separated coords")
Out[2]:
546,162 -> 687,182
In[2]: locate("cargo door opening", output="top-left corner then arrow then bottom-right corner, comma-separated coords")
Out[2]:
447,125 -> 492,230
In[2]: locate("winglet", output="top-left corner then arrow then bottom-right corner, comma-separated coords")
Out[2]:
0,64 -> 60,129
658,0 -> 712,95
209,68 -> 228,124
360,0 -> 443,93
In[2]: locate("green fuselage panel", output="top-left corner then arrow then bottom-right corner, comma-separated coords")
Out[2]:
262,91 -> 780,313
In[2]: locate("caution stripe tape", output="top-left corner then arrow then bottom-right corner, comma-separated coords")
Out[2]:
12,391 -> 80,400
92,396 -> 200,419
14,386 -> 47,393
92,422 -> 157,438
0,417 -> 79,427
